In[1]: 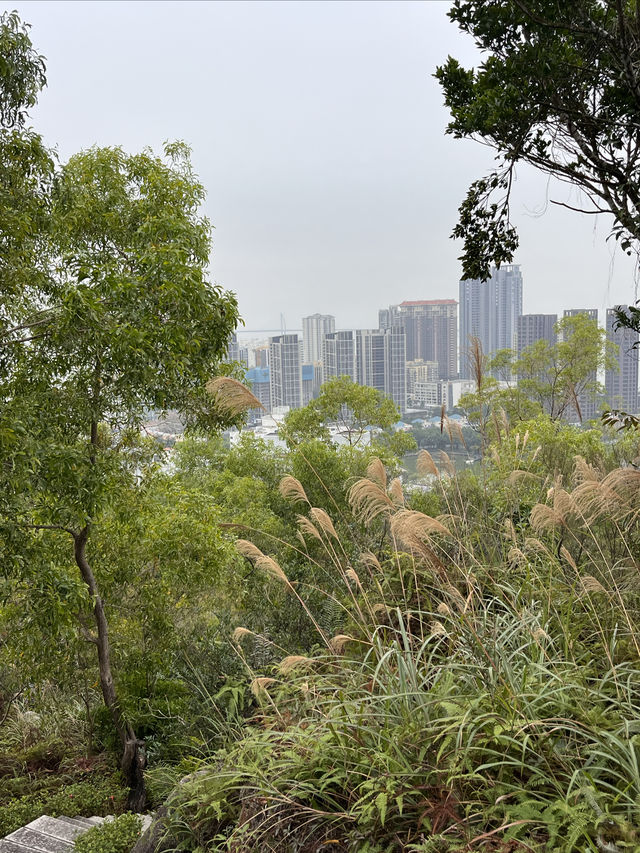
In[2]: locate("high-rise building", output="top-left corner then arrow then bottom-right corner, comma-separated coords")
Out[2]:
459,264 -> 523,377
562,308 -> 599,421
269,334 -> 302,410
517,314 -> 557,355
380,300 -> 457,380
302,314 -> 335,364
246,366 -> 271,417
254,345 -> 269,368
606,307 -> 639,413
323,330 -> 356,381
356,329 -> 386,393
224,333 -> 249,368
355,327 -> 407,412
384,325 -> 407,412
224,332 -> 240,364
564,308 -> 598,322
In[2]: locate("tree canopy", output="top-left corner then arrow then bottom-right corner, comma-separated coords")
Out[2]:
0,12 -> 239,808
283,375 -> 413,457
436,0 -> 640,296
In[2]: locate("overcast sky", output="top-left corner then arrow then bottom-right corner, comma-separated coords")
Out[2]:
16,0 -> 639,332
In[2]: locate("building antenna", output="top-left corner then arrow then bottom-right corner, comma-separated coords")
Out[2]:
280,313 -> 287,335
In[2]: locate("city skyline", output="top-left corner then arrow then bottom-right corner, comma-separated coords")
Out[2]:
232,264 -> 639,419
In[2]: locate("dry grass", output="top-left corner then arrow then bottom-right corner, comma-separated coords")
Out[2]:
206,376 -> 263,417
279,476 -> 309,505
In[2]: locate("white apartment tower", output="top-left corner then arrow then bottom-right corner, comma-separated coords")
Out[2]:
355,327 -> 407,413
269,334 -> 302,410
302,314 -> 335,365
323,330 -> 357,381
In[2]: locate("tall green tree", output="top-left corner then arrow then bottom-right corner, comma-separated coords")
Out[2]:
0,13 -> 240,807
459,314 -> 614,439
516,313 -> 615,420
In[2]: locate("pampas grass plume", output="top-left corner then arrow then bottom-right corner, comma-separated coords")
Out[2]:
417,450 -> 439,478
232,627 -> 254,642
309,507 -> 338,539
250,677 -> 276,698
297,515 -> 322,541
366,457 -> 387,488
278,655 -> 313,675
206,376 -> 263,416
279,476 -> 309,505
348,478 -> 393,525
360,551 -> 382,573
329,634 -> 356,654
388,477 -> 404,507
236,540 -> 264,561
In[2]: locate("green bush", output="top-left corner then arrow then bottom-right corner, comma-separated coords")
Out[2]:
74,814 -> 142,853
0,777 -> 127,837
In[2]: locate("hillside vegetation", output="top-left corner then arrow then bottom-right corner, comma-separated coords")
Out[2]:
4,404 -> 640,852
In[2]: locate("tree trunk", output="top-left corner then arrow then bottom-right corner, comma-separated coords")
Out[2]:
74,525 -> 147,811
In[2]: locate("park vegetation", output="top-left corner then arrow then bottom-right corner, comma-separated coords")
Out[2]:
2,5 -> 640,853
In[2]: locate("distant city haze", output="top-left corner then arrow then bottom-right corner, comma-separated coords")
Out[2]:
17,0 -> 639,330
229,263 -> 640,419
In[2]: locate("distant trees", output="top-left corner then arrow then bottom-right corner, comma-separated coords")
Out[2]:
459,314 -> 615,433
0,13 -> 239,807
284,376 -> 398,446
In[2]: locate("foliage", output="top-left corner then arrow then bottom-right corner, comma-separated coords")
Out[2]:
0,11 -> 46,128
516,314 -> 615,421
284,376 -> 406,450
74,814 -> 142,853
410,424 -> 481,454
156,413 -> 640,852
436,0 -> 640,283
459,315 -> 614,435
0,11 -> 53,380
0,11 -> 240,803
0,778 -> 126,837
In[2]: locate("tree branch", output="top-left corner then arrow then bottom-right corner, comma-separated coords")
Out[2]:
19,523 -> 78,539
550,199 -> 608,214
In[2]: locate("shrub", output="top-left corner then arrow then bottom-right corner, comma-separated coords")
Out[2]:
74,814 -> 142,853
0,777 -> 127,837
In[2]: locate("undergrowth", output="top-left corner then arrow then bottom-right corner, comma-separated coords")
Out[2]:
74,813 -> 142,853
161,429 -> 640,852
0,776 -> 127,836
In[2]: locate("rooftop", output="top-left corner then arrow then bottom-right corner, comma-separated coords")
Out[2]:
398,299 -> 458,307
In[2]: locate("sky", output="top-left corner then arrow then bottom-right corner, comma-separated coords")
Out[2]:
15,0 -> 639,333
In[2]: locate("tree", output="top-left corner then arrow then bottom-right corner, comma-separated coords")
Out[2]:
0,14 -> 240,805
283,376 -> 404,449
516,313 -> 615,420
1,143 -> 239,805
0,12 -> 53,378
436,0 -> 640,302
459,315 -> 613,443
